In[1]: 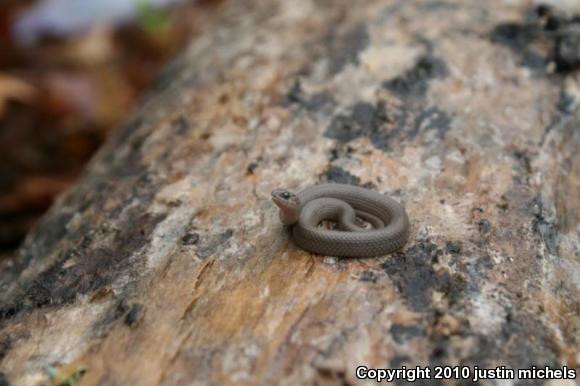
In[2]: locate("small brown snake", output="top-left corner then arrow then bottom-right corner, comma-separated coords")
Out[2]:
271,183 -> 410,257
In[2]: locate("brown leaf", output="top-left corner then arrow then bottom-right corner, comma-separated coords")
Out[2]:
0,74 -> 36,115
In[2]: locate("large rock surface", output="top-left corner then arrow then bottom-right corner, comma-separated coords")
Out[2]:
0,0 -> 578,385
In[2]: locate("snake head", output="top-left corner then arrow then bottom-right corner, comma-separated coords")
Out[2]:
271,189 -> 301,225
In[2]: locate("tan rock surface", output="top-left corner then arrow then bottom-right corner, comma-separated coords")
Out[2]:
0,0 -> 578,385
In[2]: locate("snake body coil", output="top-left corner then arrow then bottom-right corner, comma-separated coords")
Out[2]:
271,184 -> 409,257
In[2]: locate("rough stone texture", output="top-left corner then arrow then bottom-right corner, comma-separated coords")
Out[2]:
0,0 -> 579,385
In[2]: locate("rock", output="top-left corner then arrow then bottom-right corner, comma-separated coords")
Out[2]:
0,0 -> 578,385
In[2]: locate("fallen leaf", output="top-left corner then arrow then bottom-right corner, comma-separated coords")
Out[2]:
0,74 -> 36,115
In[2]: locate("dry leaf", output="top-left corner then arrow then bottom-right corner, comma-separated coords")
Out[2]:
0,74 -> 36,115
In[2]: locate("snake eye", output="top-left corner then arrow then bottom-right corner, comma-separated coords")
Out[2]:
280,191 -> 290,199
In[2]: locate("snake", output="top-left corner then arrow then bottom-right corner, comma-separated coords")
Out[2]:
271,183 -> 410,257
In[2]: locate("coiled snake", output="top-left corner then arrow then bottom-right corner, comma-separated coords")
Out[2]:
271,183 -> 410,257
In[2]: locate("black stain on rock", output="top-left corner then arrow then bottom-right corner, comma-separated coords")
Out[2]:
124,303 -> 144,327
0,373 -> 8,386
324,100 -> 403,151
491,23 -> 538,51
181,232 -> 200,245
536,4 -> 562,30
246,162 -> 259,175
490,22 -> 547,72
171,116 -> 191,135
490,5 -> 580,74
463,334 -> 495,369
245,156 -> 263,176
285,80 -> 335,112
522,51 -> 548,71
325,102 -> 377,143
382,241 -> 467,310
23,212 -> 163,310
0,208 -> 76,290
449,251 -> 494,286
468,313 -> 559,370
558,91 -> 579,113
115,299 -> 132,318
0,335 -> 12,361
383,55 -> 448,100
477,219 -> 492,234
390,324 -> 424,344
554,23 -> 580,72
361,181 -> 378,190
94,299 -> 145,332
103,118 -> 150,178
195,229 -> 234,259
438,271 -> 468,306
425,310 -> 472,366
499,311 -> 560,369
512,148 -> 533,185
319,166 -> 361,185
0,108 -> 169,327
429,341 -> 448,363
528,195 -> 558,255
422,1 -> 456,12
537,4 -> 580,72
303,92 -> 335,112
324,100 -> 453,151
445,241 -> 461,254
286,80 -> 303,104
0,305 -> 19,322
359,270 -> 377,283
326,24 -> 369,75
412,107 -> 452,140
